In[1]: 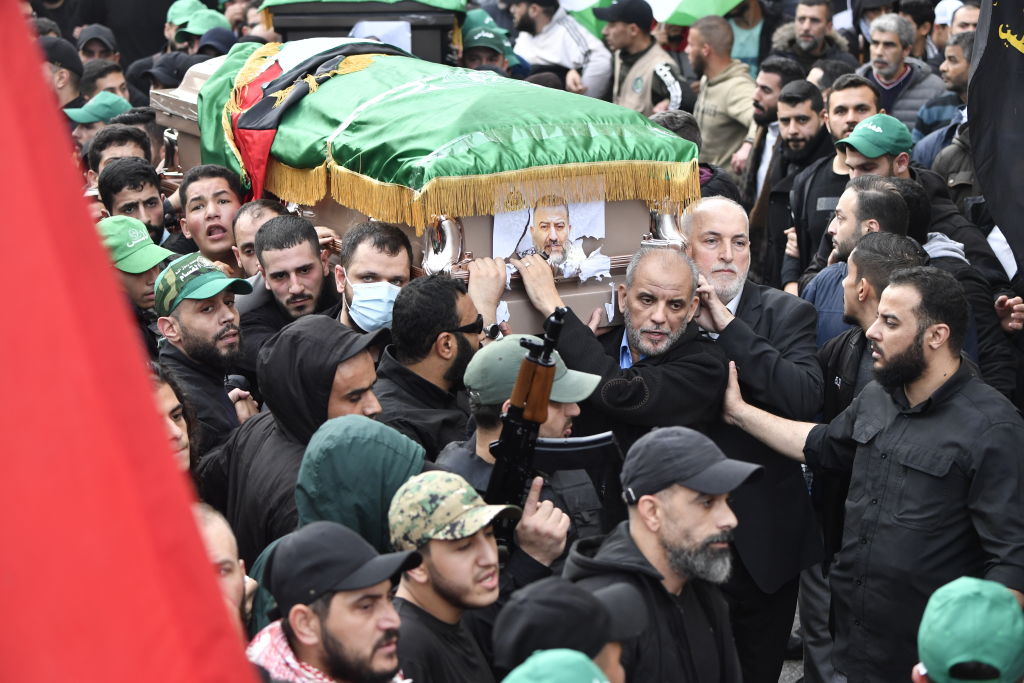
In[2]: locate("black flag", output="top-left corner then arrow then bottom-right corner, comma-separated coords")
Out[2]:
969,0 -> 1024,270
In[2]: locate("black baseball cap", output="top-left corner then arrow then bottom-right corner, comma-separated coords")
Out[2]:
264,521 -> 421,618
77,24 -> 118,52
593,0 -> 654,28
621,427 -> 762,503
144,52 -> 211,89
40,36 -> 83,78
493,577 -> 648,670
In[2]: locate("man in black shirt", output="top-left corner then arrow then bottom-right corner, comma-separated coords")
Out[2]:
564,427 -> 759,682
387,470 -> 569,683
724,266 -> 1024,681
40,36 -> 85,110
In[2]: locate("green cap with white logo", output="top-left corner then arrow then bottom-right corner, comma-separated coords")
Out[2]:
65,91 -> 132,125
97,216 -> 174,274
153,252 -> 253,317
167,0 -> 207,26
836,113 -> 913,158
174,8 -> 231,43
464,26 -> 508,56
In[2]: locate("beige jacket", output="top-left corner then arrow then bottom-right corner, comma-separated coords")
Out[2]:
693,59 -> 754,168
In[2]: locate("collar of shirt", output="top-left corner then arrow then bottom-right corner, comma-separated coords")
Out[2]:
889,356 -> 972,412
619,328 -> 646,369
705,283 -> 744,339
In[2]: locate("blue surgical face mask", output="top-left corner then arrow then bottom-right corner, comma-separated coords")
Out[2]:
347,280 -> 401,332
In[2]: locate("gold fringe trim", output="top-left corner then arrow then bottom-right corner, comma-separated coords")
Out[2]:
260,8 -> 273,30
265,159 -> 330,206
316,159 -> 702,234
221,41 -> 283,186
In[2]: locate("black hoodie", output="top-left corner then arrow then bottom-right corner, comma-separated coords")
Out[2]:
562,522 -> 742,683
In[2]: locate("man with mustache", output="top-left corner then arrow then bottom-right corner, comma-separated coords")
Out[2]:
155,252 -> 255,456
855,14 -> 944,130
249,521 -> 421,683
783,73 -> 880,293
723,265 -> 1024,681
685,197 -> 822,682
768,0 -> 858,73
564,427 -> 761,682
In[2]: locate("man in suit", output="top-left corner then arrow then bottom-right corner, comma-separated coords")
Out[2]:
684,196 -> 823,682
513,245 -> 727,452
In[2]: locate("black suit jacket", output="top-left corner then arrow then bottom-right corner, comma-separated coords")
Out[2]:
708,282 -> 824,593
555,311 -> 727,452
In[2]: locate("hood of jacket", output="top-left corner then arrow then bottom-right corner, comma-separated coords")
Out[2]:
708,58 -> 753,86
924,232 -> 968,263
562,520 -> 665,584
771,22 -> 850,54
296,415 -> 425,553
257,316 -> 382,444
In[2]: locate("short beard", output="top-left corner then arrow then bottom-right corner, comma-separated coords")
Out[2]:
752,106 -> 775,126
709,268 -> 746,304
321,623 -> 400,683
545,245 -> 567,267
873,329 -> 927,391
443,332 -> 475,392
515,13 -> 536,34
623,305 -> 686,357
691,53 -> 705,79
427,558 -> 488,610
796,35 -> 818,51
178,321 -> 241,371
661,531 -> 733,584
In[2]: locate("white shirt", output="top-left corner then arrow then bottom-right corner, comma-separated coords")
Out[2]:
513,8 -> 612,98
756,122 -> 779,199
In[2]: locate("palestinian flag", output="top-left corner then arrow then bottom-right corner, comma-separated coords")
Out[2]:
260,0 -> 468,13
199,38 -> 700,230
969,0 -> 1024,268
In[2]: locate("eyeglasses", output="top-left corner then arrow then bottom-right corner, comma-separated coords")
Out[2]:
446,314 -> 484,335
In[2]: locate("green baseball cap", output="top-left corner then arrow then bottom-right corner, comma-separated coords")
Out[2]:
503,650 -> 610,683
174,8 -> 231,43
464,26 -> 508,56
97,216 -> 174,274
166,0 -> 207,26
918,577 -> 1024,683
464,334 -> 600,406
65,91 -> 132,125
462,9 -> 520,67
153,252 -> 253,317
388,471 -> 520,551
836,113 -> 913,158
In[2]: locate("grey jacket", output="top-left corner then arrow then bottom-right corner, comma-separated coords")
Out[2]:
856,58 -> 946,131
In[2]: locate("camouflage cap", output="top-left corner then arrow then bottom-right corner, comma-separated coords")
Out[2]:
388,471 -> 521,551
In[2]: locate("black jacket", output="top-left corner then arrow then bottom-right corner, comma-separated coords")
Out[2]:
554,312 -> 727,452
159,342 -> 237,457
374,348 -> 470,461
707,283 -> 823,592
768,22 -> 858,73
785,154 -> 846,291
563,522 -> 742,683
701,163 -> 743,203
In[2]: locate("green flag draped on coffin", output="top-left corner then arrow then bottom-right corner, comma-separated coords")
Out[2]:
200,38 -> 700,230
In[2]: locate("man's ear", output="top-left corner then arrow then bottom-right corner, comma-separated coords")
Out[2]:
685,294 -> 700,323
857,277 -> 872,303
635,494 -> 663,533
403,559 -> 431,586
180,216 -> 192,239
231,246 -> 242,270
320,248 -> 330,277
924,322 -> 951,350
157,315 -> 180,343
288,604 -> 323,647
257,264 -> 270,290
894,151 -> 911,175
334,264 -> 347,294
617,283 -> 627,314
863,218 -> 882,235
435,332 -> 456,361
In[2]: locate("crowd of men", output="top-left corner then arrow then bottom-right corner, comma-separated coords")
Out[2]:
30,0 -> 1024,681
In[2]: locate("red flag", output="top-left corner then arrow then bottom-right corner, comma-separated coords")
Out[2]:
0,7 -> 257,683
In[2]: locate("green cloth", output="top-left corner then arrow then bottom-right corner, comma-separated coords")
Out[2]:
660,0 -> 743,26
568,0 -> 614,42
197,40 -> 263,178
259,0 -> 467,13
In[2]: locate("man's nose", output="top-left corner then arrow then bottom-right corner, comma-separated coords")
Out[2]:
364,390 -> 382,418
164,415 -> 183,442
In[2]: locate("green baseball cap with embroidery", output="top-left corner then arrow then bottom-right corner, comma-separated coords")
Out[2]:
464,26 -> 508,56
174,8 -> 231,43
503,650 -> 610,683
153,252 -> 253,317
461,8 -> 520,67
166,0 -> 207,26
918,576 -> 1024,683
97,216 -> 174,274
388,471 -> 521,551
65,91 -> 132,125
464,334 -> 600,406
836,113 -> 913,158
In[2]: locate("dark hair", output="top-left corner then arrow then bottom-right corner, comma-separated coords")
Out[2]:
691,15 -> 733,54
778,79 -> 824,111
33,17 -> 61,37
827,73 -> 881,111
884,177 -> 930,243
898,0 -> 935,30
849,232 -> 927,296
797,0 -> 833,20
848,175 -> 908,236
150,362 -> 199,472
759,56 -> 807,89
810,58 -> 855,90
87,123 -> 151,171
280,592 -> 332,653
254,214 -> 320,266
339,222 -> 413,272
178,164 -> 243,207
948,30 -> 976,63
232,198 -> 286,236
888,266 -> 968,353
951,0 -> 980,25
391,275 -> 468,364
649,110 -> 701,148
469,396 -> 503,430
98,157 -> 161,212
110,107 -> 166,154
80,59 -> 123,99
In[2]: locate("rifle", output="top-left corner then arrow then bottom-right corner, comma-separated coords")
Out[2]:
484,306 -> 567,511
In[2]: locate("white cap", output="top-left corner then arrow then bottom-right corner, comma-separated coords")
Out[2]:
934,0 -> 963,26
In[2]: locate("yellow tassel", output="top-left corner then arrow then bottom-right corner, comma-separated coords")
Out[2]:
260,8 -> 273,30
265,159 -> 330,206
269,84 -> 294,107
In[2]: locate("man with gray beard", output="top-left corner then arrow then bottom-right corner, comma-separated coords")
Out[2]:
564,427 -> 760,682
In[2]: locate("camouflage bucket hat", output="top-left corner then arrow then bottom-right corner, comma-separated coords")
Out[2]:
388,471 -> 521,551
